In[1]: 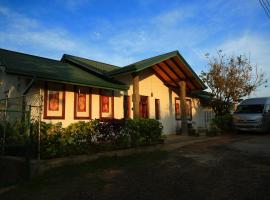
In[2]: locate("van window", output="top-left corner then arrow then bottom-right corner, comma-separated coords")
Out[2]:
235,104 -> 264,114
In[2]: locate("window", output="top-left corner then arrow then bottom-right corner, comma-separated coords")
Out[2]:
124,95 -> 130,119
74,86 -> 91,119
139,96 -> 149,118
175,98 -> 192,120
155,99 -> 160,120
101,96 -> 110,113
44,83 -> 65,119
186,99 -> 192,120
235,104 -> 265,114
175,98 -> 181,120
100,90 -> 114,119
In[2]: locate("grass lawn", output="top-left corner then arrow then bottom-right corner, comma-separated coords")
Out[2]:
1,150 -> 168,200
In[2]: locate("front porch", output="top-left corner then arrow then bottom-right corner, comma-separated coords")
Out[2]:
108,51 -> 207,135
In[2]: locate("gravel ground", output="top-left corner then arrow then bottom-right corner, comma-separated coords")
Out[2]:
92,134 -> 270,200
2,133 -> 270,200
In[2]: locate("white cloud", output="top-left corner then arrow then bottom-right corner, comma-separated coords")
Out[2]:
54,0 -> 91,11
0,7 -> 77,58
106,6 -> 207,62
0,0 -> 269,97
0,5 -> 132,65
152,9 -> 192,27
218,34 -> 270,68
0,5 -> 206,69
0,6 -> 8,15
202,34 -> 270,97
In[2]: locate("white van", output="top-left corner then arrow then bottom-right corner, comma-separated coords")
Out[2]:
233,97 -> 270,132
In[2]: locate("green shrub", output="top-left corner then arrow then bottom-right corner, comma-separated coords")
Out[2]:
4,118 -> 164,159
95,119 -> 126,145
0,121 -> 29,145
210,113 -> 233,133
124,118 -> 163,146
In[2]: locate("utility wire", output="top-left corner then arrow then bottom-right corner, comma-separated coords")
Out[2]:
261,0 -> 270,15
266,0 -> 270,8
259,0 -> 270,19
261,0 -> 270,17
262,0 -> 270,13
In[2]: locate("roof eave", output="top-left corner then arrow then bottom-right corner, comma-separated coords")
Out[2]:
108,51 -> 207,90
62,55 -> 105,76
5,70 -> 128,91
175,51 -> 207,90
107,51 -> 179,77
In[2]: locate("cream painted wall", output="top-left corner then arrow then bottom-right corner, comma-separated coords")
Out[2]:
41,85 -> 124,127
114,90 -> 124,119
1,71 -> 211,133
116,68 -> 208,134
0,73 -> 125,127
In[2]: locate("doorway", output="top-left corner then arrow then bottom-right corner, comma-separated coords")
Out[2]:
139,95 -> 149,118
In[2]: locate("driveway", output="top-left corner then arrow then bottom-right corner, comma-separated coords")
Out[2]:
1,133 -> 270,200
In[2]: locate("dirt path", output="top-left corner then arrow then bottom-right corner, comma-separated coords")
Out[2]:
2,134 -> 270,200
93,134 -> 270,200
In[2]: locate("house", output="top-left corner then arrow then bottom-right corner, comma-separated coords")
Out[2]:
0,48 -> 213,134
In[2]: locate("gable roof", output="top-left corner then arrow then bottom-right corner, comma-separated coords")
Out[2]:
0,48 -> 128,91
190,90 -> 213,100
107,51 -> 178,76
62,54 -> 120,75
107,50 -> 207,90
0,48 -> 206,91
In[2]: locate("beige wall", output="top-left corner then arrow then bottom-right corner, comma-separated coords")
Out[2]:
1,71 -> 212,133
41,85 -> 124,127
116,69 -> 207,134
0,72 -> 124,128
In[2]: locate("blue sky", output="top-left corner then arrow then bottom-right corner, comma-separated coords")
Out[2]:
0,0 -> 269,96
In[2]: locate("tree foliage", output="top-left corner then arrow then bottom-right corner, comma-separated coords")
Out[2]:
200,50 -> 267,116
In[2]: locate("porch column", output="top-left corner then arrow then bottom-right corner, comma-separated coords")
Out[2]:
179,81 -> 188,135
132,73 -> 140,118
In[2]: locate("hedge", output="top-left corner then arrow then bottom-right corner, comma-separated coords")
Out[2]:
2,118 -> 163,159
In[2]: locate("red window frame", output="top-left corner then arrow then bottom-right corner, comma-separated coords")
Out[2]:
74,86 -> 92,120
175,98 -> 192,120
99,90 -> 114,120
139,95 -> 149,119
124,95 -> 130,119
44,83 -> 66,120
186,99 -> 192,120
175,98 -> 181,120
155,99 -> 160,120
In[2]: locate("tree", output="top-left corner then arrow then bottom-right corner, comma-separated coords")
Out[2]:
200,50 -> 267,116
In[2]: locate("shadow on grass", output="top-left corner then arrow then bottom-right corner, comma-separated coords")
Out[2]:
1,150 -> 168,200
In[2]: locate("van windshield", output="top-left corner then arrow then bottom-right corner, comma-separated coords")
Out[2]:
235,104 -> 264,114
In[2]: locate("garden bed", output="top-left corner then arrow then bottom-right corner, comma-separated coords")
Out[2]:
2,118 -> 164,159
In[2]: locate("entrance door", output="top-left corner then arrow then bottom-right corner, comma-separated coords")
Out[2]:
139,96 -> 149,118
123,95 -> 130,118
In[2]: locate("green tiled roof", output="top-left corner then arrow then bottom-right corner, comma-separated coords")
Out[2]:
107,51 -> 178,76
107,50 -> 207,89
62,54 -> 120,74
190,90 -> 213,100
0,48 -> 127,91
0,48 -> 206,91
